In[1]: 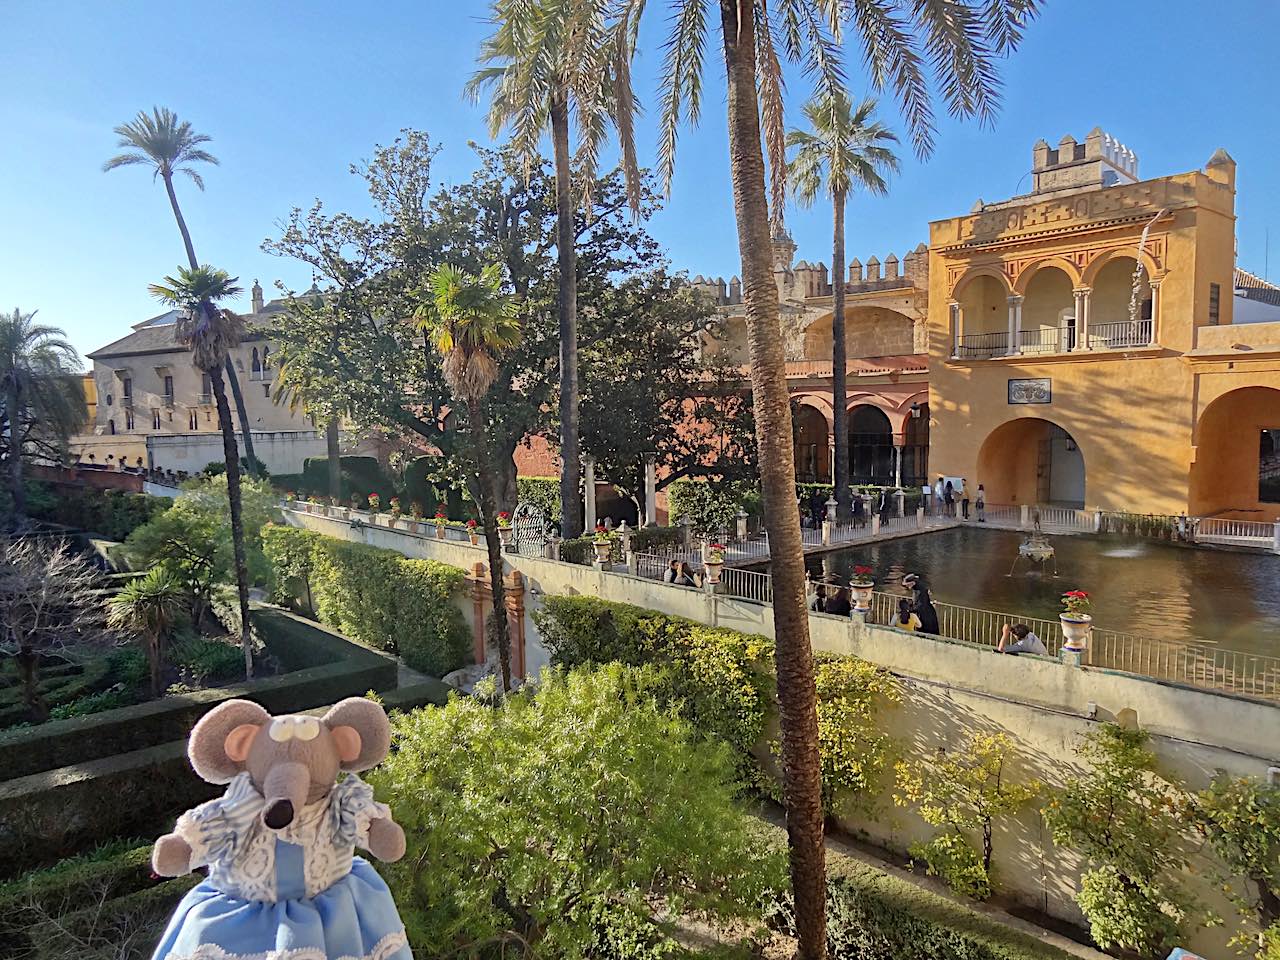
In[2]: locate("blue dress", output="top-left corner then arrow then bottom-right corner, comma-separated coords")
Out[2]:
152,773 -> 411,960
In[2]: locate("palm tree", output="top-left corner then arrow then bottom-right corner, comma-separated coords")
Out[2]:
467,0 -> 641,539
788,91 -> 899,520
148,266 -> 255,679
103,107 -> 260,475
641,1 -> 1042,955
0,309 -> 85,530
415,264 -> 522,691
107,565 -> 186,698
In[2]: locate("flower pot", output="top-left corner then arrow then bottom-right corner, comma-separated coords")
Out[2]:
593,541 -> 612,563
408,520 -> 419,534
850,582 -> 874,611
704,559 -> 723,583
435,525 -> 446,541
386,515 -> 399,529
499,527 -> 514,547
469,532 -> 480,546
1060,614 -> 1092,651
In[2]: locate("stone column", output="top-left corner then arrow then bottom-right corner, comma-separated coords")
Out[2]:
1148,281 -> 1160,345
893,443 -> 903,488
1006,295 -> 1022,356
643,455 -> 658,526
1078,288 -> 1092,349
949,301 -> 962,358
583,456 -> 596,532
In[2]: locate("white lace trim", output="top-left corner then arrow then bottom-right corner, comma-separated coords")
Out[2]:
166,929 -> 408,960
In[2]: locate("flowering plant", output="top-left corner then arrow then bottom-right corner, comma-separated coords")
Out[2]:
592,523 -> 612,544
285,490 -> 297,501
1061,590 -> 1092,618
850,565 -> 875,586
496,511 -> 512,528
367,493 -> 381,511
434,509 -> 447,526
466,519 -> 478,530
388,496 -> 402,516
410,502 -> 424,519
707,543 -> 726,563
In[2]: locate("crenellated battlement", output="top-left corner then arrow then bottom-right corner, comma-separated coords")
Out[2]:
693,242 -> 928,306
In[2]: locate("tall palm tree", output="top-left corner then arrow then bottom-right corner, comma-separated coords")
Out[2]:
103,107 -> 260,475
0,309 -> 85,530
107,565 -> 186,698
415,264 -> 522,691
467,0 -> 641,539
638,2 -> 1042,955
148,266 -> 255,679
788,91 -> 899,520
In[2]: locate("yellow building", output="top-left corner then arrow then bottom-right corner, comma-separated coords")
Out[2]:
927,129 -> 1280,520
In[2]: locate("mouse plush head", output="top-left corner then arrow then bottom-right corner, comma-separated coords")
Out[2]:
187,698 -> 391,830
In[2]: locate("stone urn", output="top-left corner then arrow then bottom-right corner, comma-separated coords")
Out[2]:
704,558 -> 724,584
468,527 -> 481,546
593,539 -> 612,563
386,514 -> 399,530
499,526 -> 514,547
407,519 -> 419,534
435,524 -> 447,541
1060,614 -> 1092,651
850,580 -> 875,612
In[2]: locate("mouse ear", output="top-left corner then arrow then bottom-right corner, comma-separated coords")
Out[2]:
321,698 -> 391,771
189,700 -> 271,783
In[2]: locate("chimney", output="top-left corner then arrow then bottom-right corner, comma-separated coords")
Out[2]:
251,280 -> 264,314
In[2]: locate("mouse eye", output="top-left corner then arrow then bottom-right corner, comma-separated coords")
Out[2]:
268,719 -> 295,742
294,717 -> 320,741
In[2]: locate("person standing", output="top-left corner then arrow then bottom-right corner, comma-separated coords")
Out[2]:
903,573 -> 940,635
957,477 -> 969,520
976,483 -> 986,523
933,476 -> 945,514
943,480 -> 955,517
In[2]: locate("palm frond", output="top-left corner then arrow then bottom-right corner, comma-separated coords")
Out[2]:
656,0 -> 710,194
756,6 -> 789,231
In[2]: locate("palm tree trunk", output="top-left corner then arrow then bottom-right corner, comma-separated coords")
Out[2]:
550,92 -> 583,540
719,3 -> 826,957
208,363 -> 255,679
162,171 -> 260,475
326,419 -> 342,501
7,380 -> 25,530
831,190 -> 850,521
468,397 -> 512,691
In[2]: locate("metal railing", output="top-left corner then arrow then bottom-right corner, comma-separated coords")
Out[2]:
1197,517 -> 1276,548
1018,325 -> 1075,355
980,503 -> 1094,533
1086,319 -> 1153,349
954,331 -> 1009,359
720,566 -> 774,604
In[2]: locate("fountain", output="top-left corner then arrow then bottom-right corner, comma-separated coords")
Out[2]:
1009,508 -> 1058,577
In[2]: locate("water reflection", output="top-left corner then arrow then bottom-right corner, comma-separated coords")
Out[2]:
769,527 -> 1280,655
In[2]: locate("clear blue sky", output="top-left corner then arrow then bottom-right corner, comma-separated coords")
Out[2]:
3,0 -> 1278,363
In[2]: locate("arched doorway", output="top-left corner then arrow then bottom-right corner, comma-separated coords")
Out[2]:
902,403 -> 930,488
1190,386 -> 1280,519
976,418 -> 1085,507
793,403 -> 830,483
848,405 -> 894,485
1020,265 -> 1076,354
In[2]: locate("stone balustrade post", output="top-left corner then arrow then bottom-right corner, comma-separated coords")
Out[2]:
1273,520 -> 1280,555
1020,504 -> 1030,528
825,497 -> 838,522
822,519 -> 832,546
916,506 -> 924,528
894,488 -> 905,517
871,514 -> 881,536
736,509 -> 748,540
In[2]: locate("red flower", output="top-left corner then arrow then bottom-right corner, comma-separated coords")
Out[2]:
595,523 -> 606,532
466,519 -> 477,529
435,510 -> 447,519
711,544 -> 726,551
1063,590 -> 1089,599
854,565 -> 874,576
498,511 -> 511,520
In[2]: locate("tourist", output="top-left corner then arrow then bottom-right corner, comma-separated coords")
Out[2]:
976,483 -> 986,522
903,573 -> 940,634
998,623 -> 1049,656
823,585 -> 852,617
810,490 -> 826,527
677,562 -> 701,588
934,476 -> 945,512
944,479 -> 955,516
810,581 -> 827,612
894,598 -> 921,632
663,559 -> 679,583
958,477 -> 969,520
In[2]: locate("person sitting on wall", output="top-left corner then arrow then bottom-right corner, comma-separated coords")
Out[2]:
809,581 -> 827,612
893,598 -> 921,632
902,573 -> 940,635
663,559 -> 679,584
823,584 -> 852,617
676,562 -> 701,588
998,623 -> 1049,656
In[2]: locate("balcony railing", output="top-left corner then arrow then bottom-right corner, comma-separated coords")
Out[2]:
197,393 -> 213,405
1084,319 -> 1153,349
954,331 -> 1009,359
954,319 -> 1155,360
1018,325 -> 1075,355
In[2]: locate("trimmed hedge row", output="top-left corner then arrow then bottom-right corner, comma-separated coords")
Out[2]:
262,524 -> 471,677
25,482 -> 168,540
0,608 -> 398,781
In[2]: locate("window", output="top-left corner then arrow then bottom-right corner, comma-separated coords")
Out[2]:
1209,282 -> 1221,325
263,383 -> 270,397
125,410 -> 135,431
262,346 -> 271,374
251,348 -> 262,381
108,419 -> 115,435
201,373 -> 212,399
188,410 -> 198,430
163,375 -> 174,402
122,377 -> 132,401
152,409 -> 161,430
1262,429 -> 1280,503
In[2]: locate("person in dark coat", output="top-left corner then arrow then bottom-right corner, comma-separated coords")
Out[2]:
902,573 -> 940,635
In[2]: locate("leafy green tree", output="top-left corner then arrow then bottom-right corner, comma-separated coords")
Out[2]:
469,0 -> 643,538
787,91 -> 898,519
416,263 -> 522,691
102,106 -> 259,473
107,565 -> 186,697
1192,774 -> 1280,948
894,732 -> 1040,900
367,663 -> 785,959
0,309 -> 85,530
1044,724 -> 1197,957
640,2 -> 1042,950
578,269 -> 756,521
148,267 -> 257,678
814,654 -> 901,812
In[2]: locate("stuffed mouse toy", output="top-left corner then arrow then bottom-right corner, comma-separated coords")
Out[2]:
150,697 -> 410,960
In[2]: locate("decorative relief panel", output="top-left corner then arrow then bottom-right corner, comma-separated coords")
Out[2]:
1008,378 -> 1052,404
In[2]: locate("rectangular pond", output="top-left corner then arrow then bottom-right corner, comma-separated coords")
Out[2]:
771,526 -> 1280,658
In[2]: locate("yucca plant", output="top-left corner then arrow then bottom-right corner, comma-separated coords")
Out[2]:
107,565 -> 187,698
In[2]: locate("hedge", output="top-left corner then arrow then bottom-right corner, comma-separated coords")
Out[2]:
25,482 -> 168,540
262,525 -> 471,677
0,840 -> 154,937
666,478 -> 761,535
516,475 -> 561,523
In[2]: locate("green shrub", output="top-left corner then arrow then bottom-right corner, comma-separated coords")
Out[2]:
629,525 -> 686,552
368,664 -> 785,960
814,654 -> 901,811
666,478 -> 758,535
534,595 -> 772,769
301,455 -> 395,503
24,482 -> 168,541
263,529 -> 470,677
47,687 -> 138,720
170,635 -> 243,685
106,648 -> 150,688
516,475 -> 561,522
261,523 -> 320,609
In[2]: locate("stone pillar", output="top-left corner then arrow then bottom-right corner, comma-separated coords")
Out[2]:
1019,503 -> 1030,528
583,456 -> 596,532
680,514 -> 693,548
916,505 -> 924,528
1006,295 -> 1022,356
949,301 -> 962,358
1148,281 -> 1160,345
617,520 -> 632,557
821,519 -> 832,546
894,488 -> 905,517
893,444 -> 903,488
735,509 -> 748,540
871,514 -> 880,536
643,455 -> 658,526
825,497 -> 838,522
1079,287 -> 1092,349
1273,519 -> 1280,555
